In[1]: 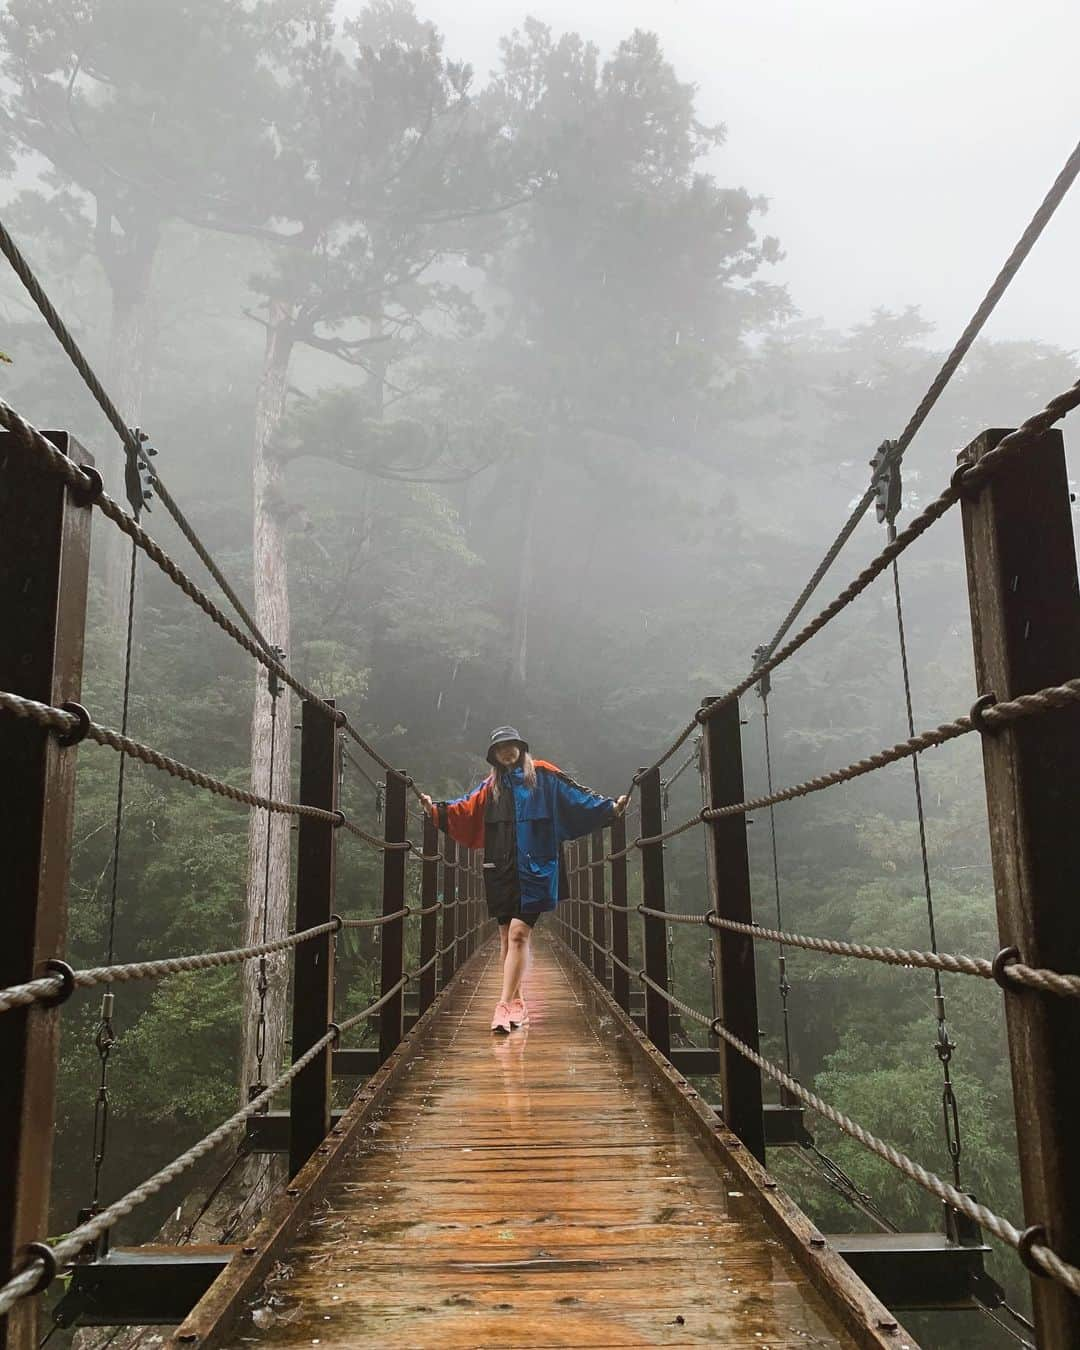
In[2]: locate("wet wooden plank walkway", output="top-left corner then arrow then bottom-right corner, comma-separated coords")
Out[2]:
226,936 -> 871,1347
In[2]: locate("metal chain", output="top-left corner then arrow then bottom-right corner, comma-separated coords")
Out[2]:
86,531 -> 140,1238
0,924 -> 341,1014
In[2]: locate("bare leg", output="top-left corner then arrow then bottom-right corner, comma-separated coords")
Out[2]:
499,921 -> 510,975
499,919 -> 533,1005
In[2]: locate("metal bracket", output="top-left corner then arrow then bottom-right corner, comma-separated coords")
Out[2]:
123,429 -> 156,519
870,439 -> 902,526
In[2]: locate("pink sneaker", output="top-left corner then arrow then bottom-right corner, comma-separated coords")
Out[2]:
507,998 -> 528,1027
490,1002 -> 512,1034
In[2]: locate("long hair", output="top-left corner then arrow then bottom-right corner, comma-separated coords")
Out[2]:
488,751 -> 537,801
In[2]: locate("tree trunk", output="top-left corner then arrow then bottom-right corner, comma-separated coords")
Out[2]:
505,467 -> 542,698
240,300 -> 295,1105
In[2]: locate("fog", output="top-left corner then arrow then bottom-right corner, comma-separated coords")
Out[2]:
1,3 -> 1076,1346
392,0 -> 1080,349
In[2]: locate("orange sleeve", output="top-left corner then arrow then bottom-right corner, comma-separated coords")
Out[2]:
436,781 -> 488,851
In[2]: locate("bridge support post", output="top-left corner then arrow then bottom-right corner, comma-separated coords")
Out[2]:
289,698 -> 339,1178
418,816 -> 439,1014
609,815 -> 631,1012
439,840 -> 457,987
0,430 -> 93,1350
959,425 -> 1080,1348
378,772 -> 408,1062
578,838 -> 591,965
455,851 -> 469,969
639,766 -> 671,1058
701,697 -> 765,1163
591,830 -> 608,985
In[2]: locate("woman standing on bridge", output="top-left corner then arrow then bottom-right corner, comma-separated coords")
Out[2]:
420,727 -> 627,1034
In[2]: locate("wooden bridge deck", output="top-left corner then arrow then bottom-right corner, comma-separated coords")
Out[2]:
217,935 -> 896,1348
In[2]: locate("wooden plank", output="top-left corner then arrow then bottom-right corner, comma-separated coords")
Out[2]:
191,937 -> 913,1350
959,425 -> 1080,1348
168,944 -> 493,1347
0,430 -> 94,1350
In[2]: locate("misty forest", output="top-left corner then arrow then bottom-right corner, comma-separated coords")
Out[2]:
2,2 -> 1077,1347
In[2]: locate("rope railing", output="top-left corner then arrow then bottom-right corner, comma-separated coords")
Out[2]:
555,920 -> 1080,1300
704,915 -> 1080,999
633,672 -> 1080,848
0,216 -> 275,660
339,908 -> 411,930
0,399 -> 420,797
0,1025 -> 338,1316
0,690 -> 431,858
633,373 -> 1080,789
0,922 -> 343,1015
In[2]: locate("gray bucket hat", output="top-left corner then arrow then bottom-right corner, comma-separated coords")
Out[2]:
486,725 -> 529,766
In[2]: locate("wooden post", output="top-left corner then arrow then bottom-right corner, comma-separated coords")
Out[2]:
638,767 -> 671,1058
440,839 -> 457,987
455,851 -> 469,969
591,830 -> 607,984
609,815 -> 631,1013
0,430 -> 93,1350
583,837 -> 591,966
959,425 -> 1080,1347
288,698 -> 339,1177
418,816 -> 439,1013
378,773 -> 408,1063
701,697 -> 765,1163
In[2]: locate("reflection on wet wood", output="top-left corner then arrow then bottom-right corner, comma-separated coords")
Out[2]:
223,937 -> 889,1347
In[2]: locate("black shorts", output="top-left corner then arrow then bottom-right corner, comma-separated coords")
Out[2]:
496,911 -> 541,928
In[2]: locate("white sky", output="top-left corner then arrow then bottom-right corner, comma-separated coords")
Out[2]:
371,0 -> 1080,352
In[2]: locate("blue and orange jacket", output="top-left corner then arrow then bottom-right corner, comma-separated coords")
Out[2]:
431,761 -> 616,913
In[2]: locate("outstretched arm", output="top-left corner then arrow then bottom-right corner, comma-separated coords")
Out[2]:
547,767 -> 626,841
419,782 -> 488,850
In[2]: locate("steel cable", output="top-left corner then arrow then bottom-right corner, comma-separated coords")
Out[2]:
756,137 -> 1080,665
0,216 -> 277,658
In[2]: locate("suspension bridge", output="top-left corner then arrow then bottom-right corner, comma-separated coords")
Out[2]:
2,139 -> 1080,1350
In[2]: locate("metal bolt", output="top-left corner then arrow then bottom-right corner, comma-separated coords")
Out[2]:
242,1246 -> 257,1256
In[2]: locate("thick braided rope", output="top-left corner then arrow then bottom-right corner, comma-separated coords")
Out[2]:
607,956 -> 1080,1295
0,922 -> 341,1014
339,817 -> 413,852
0,400 -> 418,794
705,915 -> 1080,998
340,908 -> 411,929
638,905 -> 710,925
630,675 -> 1080,836
634,375 -> 1080,788
0,1027 -> 337,1315
0,689 -> 337,819
706,1015 -> 1080,1296
335,974 -> 411,1035
412,901 -> 444,917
